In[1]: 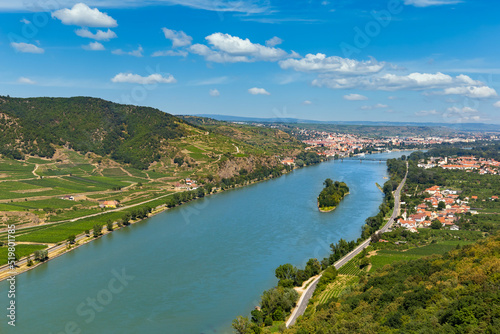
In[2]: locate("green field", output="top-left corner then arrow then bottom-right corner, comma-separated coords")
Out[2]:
0,244 -> 48,265
337,258 -> 362,276
370,240 -> 472,272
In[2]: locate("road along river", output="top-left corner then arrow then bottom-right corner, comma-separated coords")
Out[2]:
0,151 -> 410,334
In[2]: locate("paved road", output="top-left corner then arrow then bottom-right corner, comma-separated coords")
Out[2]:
286,162 -> 408,328
380,161 -> 408,233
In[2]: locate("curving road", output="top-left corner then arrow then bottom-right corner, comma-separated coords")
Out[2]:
286,162 -> 408,328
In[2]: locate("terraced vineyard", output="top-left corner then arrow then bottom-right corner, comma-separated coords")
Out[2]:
337,257 -> 362,276
318,275 -> 359,305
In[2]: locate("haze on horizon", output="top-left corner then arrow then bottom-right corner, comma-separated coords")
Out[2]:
1,0 -> 499,124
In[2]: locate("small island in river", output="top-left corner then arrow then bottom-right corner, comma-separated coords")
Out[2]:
318,179 -> 349,212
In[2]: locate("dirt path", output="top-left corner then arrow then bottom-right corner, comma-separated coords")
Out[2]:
32,164 -> 40,178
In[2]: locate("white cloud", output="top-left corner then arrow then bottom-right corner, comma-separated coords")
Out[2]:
10,42 -> 44,54
162,28 -> 192,47
75,28 -> 117,41
279,53 -> 385,75
151,50 -> 188,57
361,103 -> 388,110
190,33 -> 293,63
404,0 -> 462,7
52,3 -> 117,27
189,43 -> 250,63
493,101 -> 500,108
415,109 -> 438,116
207,33 -> 288,60
444,106 -> 480,122
111,73 -> 176,84
20,18 -> 30,24
112,46 -> 143,57
248,87 -> 270,95
209,89 -> 220,97
265,36 -> 283,47
442,86 -> 497,99
302,100 -> 312,105
82,41 -> 105,51
447,106 -> 478,113
344,93 -> 368,101
388,96 -> 398,100
17,77 -> 36,85
312,72 -> 495,99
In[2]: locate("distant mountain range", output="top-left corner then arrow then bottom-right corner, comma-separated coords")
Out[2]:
191,114 -> 500,132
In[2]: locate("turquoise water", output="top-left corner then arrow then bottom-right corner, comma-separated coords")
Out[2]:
1,151 -> 408,334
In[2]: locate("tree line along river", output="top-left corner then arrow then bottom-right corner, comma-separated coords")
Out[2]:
0,151 -> 410,334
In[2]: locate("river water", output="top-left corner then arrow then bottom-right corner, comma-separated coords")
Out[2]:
0,151 -> 409,334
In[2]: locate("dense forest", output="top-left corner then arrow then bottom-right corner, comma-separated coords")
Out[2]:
0,96 -> 188,169
286,235 -> 500,334
317,179 -> 349,211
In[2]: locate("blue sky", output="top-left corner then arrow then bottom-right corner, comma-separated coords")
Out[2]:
1,0 -> 500,123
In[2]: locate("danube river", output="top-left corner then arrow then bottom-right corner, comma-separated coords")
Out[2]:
1,151 -> 410,334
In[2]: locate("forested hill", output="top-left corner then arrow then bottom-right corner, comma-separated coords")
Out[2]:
0,96 -> 189,169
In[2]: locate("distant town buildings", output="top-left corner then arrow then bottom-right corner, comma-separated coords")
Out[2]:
418,156 -> 499,175
397,186 -> 476,232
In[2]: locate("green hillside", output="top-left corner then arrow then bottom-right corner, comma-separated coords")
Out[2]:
0,96 -> 188,169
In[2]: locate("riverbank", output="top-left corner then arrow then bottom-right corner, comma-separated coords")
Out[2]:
1,151 -> 411,333
0,161 -> 317,282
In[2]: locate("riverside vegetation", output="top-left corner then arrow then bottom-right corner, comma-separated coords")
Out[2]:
280,145 -> 500,334
233,143 -> 500,334
317,179 -> 349,212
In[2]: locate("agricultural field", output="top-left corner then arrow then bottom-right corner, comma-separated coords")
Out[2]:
317,275 -> 359,305
0,244 -> 47,265
337,258 -> 363,276
369,239 -> 476,272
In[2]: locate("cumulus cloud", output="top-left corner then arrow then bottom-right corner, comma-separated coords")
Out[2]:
82,41 -> 105,51
75,28 -> 117,41
493,101 -> 500,108
111,73 -> 176,84
312,72 -> 495,99
279,53 -> 385,75
248,87 -> 270,95
404,0 -> 462,7
447,106 -> 478,114
52,3 -> 117,27
10,42 -> 44,54
162,28 -> 192,47
344,93 -> 368,101
442,86 -> 497,99
265,36 -> 283,47
112,46 -> 143,57
17,77 -> 36,85
190,33 -> 293,63
151,50 -> 188,57
189,43 -> 250,63
20,18 -> 30,24
444,106 -> 481,122
209,89 -> 220,97
303,100 -> 312,105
